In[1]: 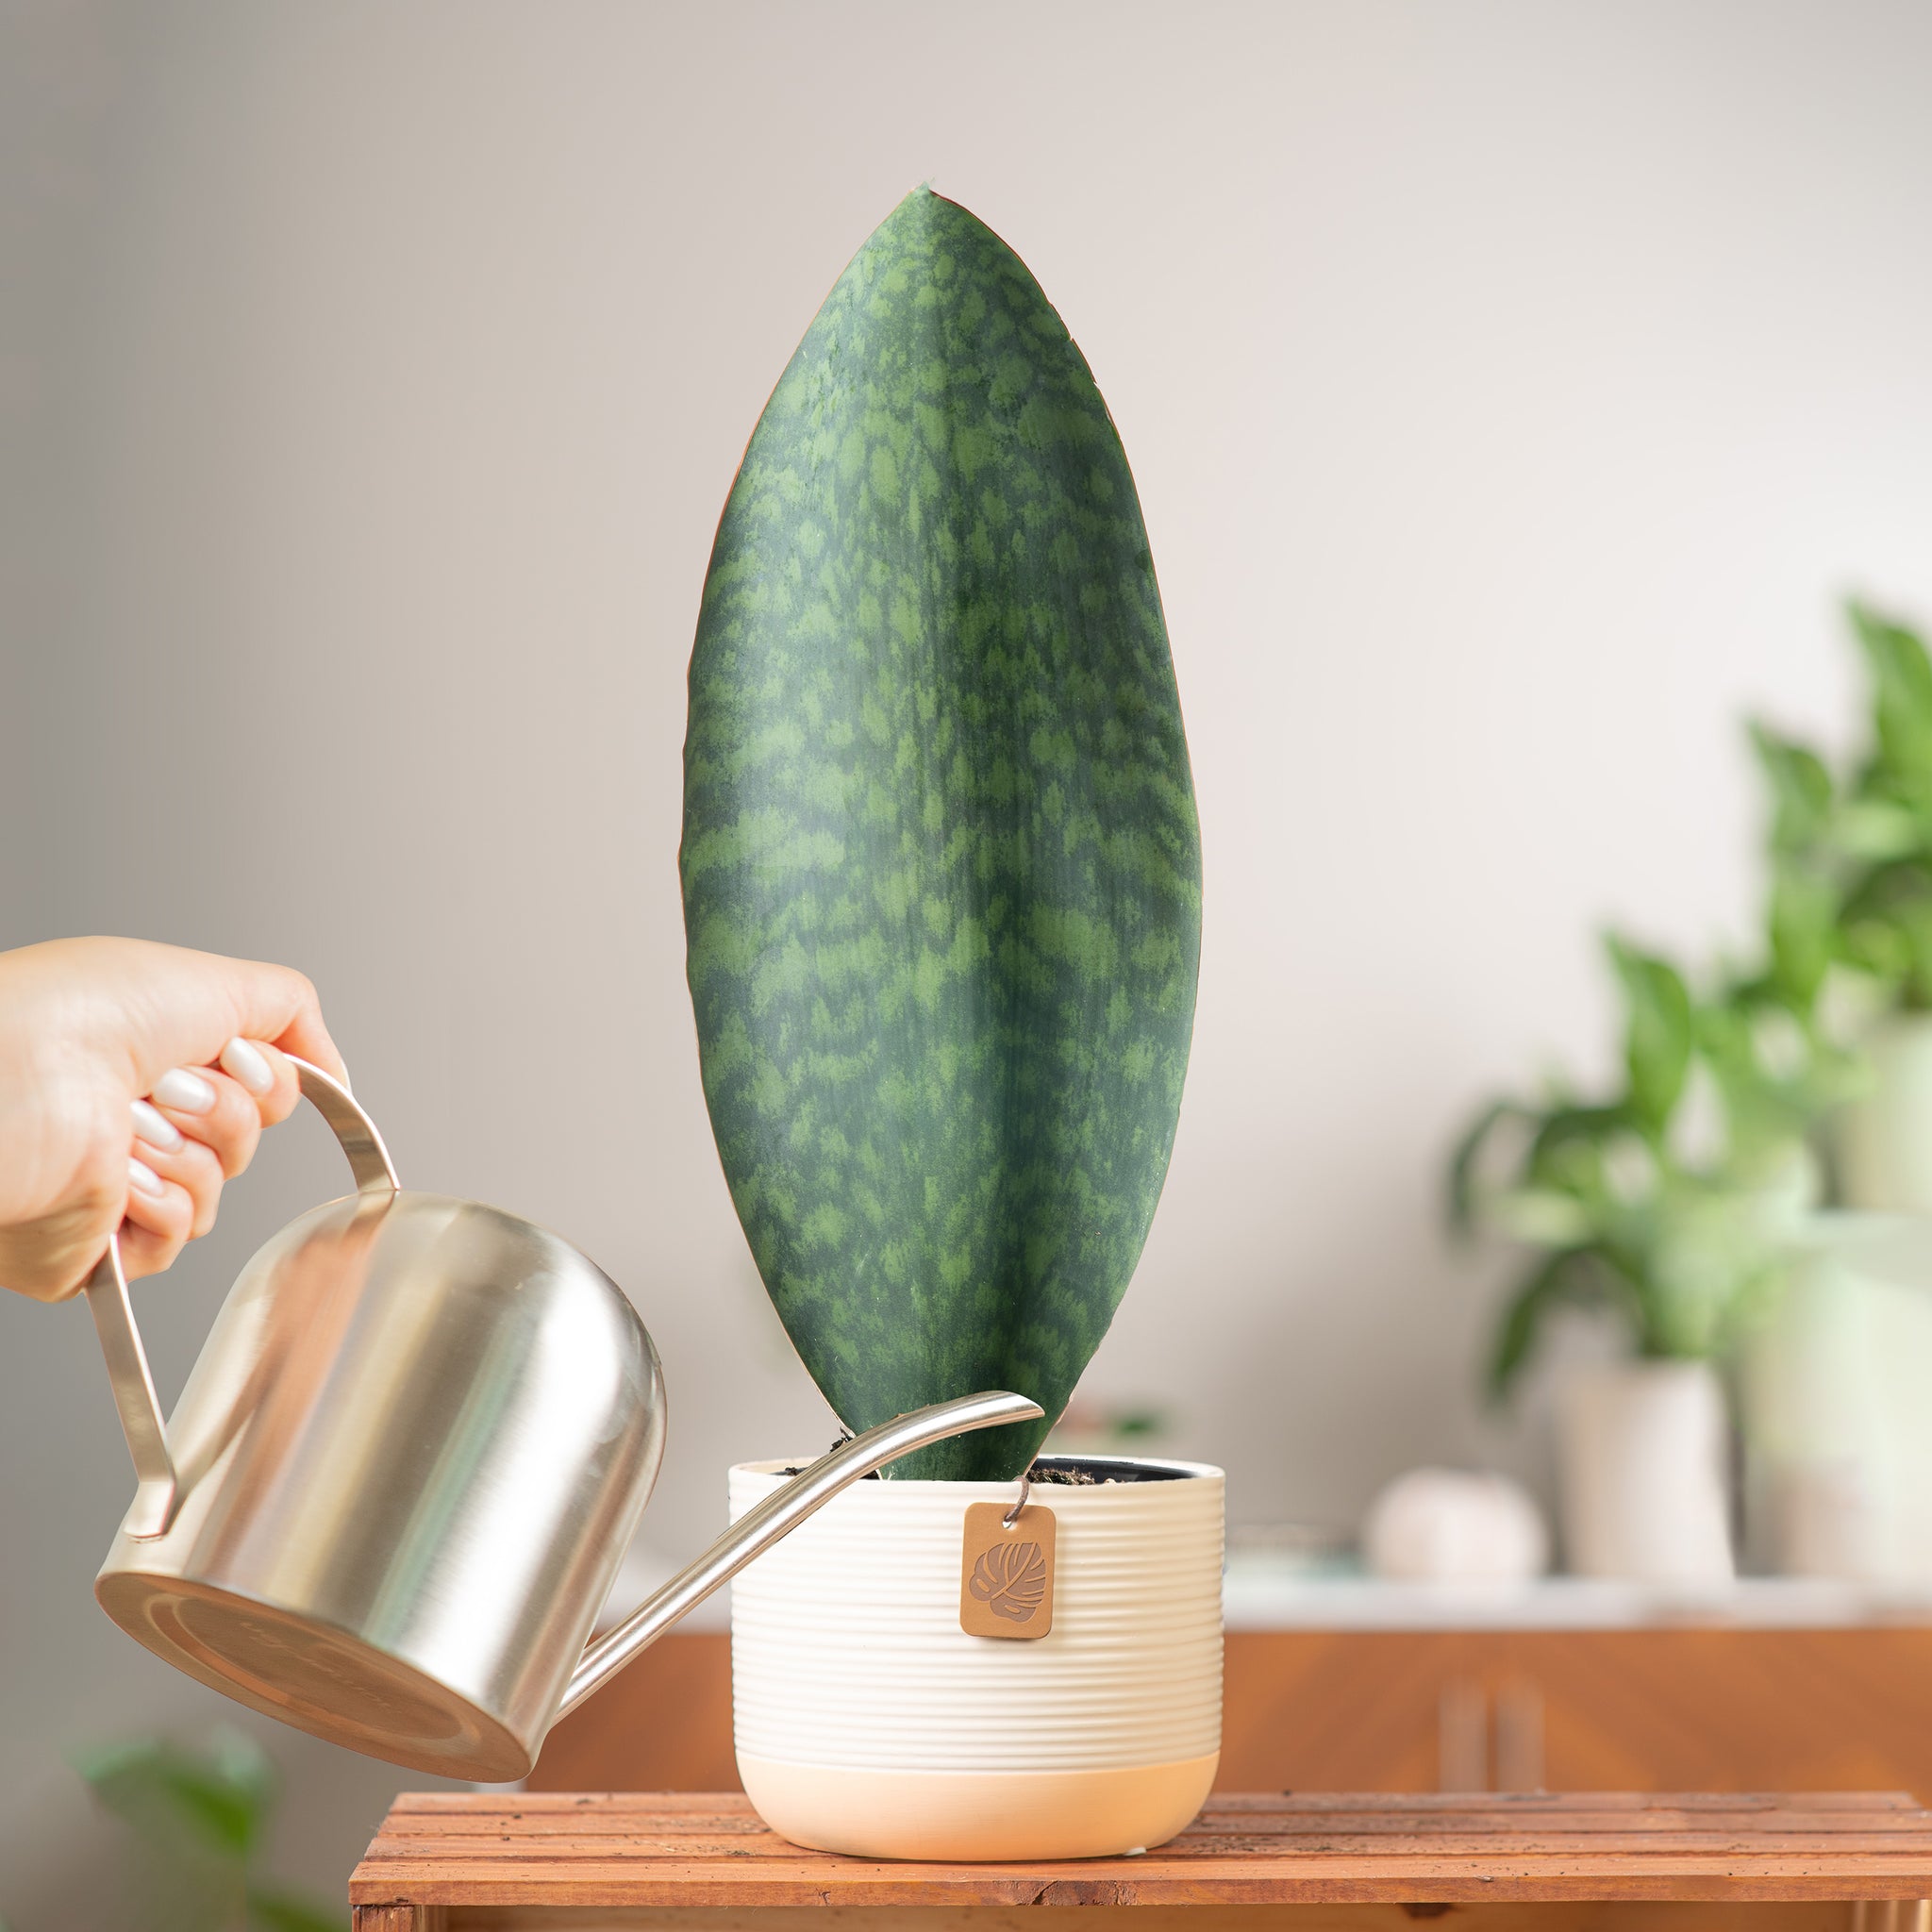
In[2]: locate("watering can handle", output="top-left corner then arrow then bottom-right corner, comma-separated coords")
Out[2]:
83,1059 -> 398,1541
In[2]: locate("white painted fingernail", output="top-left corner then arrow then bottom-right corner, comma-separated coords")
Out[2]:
220,1037 -> 274,1096
153,1067 -> 216,1114
128,1156 -> 164,1198
130,1099 -> 184,1153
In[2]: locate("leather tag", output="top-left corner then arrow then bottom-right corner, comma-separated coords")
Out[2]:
959,1501 -> 1056,1639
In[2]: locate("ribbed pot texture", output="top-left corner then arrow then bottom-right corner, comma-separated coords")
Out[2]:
729,1457 -> 1223,1860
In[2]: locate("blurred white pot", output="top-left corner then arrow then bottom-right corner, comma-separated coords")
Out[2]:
1362,1468 -> 1547,1583
1557,1360 -> 1733,1583
1741,1212 -> 1932,1582
729,1456 -> 1222,1860
1837,1015 -> 1932,1213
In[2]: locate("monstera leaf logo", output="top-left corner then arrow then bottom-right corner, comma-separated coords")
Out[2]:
968,1540 -> 1048,1623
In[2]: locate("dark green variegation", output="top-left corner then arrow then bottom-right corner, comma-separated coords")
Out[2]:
680,188 -> 1200,1480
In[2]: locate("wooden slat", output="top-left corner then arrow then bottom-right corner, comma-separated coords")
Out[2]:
348,1792 -> 1932,1908
386,1790 -> 1924,1816
442,1907 -> 1866,1932
1197,1791 -> 1926,1813
354,1836 -> 1932,1863
368,1796 -> 1924,1833
358,1817 -> 1932,1841
366,1810 -> 1931,1843
353,1862 -> 1932,1907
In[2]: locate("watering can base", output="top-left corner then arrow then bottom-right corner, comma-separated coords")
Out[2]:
95,1571 -> 532,1781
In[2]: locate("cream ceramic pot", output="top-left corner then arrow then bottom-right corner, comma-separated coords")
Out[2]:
81,1060 -> 1040,1782
729,1455 -> 1224,1860
1556,1359 -> 1733,1584
1837,1015 -> 1932,1214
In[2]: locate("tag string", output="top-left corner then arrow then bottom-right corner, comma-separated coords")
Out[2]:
1003,1470 -> 1031,1528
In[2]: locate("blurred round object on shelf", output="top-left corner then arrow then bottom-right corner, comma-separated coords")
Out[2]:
1362,1467 -> 1548,1583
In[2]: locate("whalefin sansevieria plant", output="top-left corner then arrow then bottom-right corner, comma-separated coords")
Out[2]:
680,187 -> 1201,1481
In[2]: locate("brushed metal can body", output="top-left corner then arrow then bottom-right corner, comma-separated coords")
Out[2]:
80,1061 -> 1042,1783
96,1188 -> 663,1782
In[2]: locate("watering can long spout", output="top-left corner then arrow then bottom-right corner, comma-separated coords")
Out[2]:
558,1389 -> 1042,1720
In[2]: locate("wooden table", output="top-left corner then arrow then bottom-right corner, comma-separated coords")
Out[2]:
351,1790 -> 1932,1930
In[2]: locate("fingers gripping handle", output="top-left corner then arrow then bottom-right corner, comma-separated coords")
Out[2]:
84,1058 -> 397,1541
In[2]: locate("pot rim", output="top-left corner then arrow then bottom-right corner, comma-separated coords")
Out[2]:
732,1452 -> 1224,1491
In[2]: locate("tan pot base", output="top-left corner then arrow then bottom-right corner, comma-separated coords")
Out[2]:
737,1752 -> 1220,1861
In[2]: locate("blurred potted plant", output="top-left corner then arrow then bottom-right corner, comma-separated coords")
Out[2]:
1451,938 -> 1820,1582
73,1729 -> 341,1931
1727,601 -> 1932,1575
1747,604 -> 1932,1209
681,188 -> 1213,1860
1450,603 -> 1932,1582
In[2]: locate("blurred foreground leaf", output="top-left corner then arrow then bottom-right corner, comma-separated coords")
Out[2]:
247,1884 -> 348,1932
73,1733 -> 274,1862
73,1731 -> 346,1932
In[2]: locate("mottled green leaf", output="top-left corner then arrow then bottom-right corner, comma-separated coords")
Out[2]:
682,189 -> 1201,1479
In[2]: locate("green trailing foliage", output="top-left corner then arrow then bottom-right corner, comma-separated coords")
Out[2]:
1452,598 -> 1932,1396
1607,935 -> 1693,1137
1749,604 -> 1932,1010
72,1730 -> 343,1932
682,188 -> 1201,1479
1450,937 -> 1807,1399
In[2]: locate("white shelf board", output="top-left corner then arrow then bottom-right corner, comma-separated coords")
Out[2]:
1223,1562 -> 1932,1631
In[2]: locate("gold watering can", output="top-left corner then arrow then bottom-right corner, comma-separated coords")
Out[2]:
82,1060 -> 1040,1781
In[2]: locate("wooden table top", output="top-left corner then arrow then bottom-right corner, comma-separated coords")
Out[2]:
350,1790 -> 1932,1908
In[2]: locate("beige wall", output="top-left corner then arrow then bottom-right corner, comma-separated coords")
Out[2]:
6,0 -> 1932,1917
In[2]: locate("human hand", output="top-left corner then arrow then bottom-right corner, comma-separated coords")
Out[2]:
0,938 -> 348,1301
